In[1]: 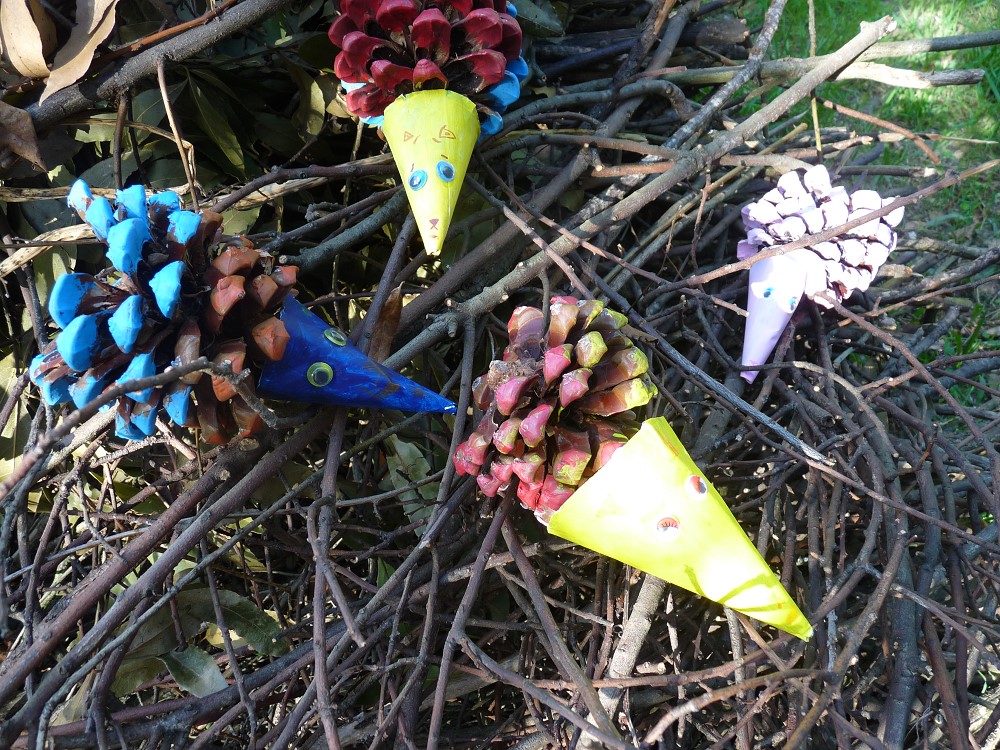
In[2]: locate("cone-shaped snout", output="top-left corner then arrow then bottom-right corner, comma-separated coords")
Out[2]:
382,89 -> 479,255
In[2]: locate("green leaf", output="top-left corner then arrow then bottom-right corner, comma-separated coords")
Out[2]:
143,158 -> 190,190
51,671 -> 96,726
17,190 -> 77,236
252,112 -> 306,159
211,589 -> 289,656
159,647 -> 228,697
71,114 -> 117,144
297,28 -> 337,68
188,78 -> 245,176
32,246 -> 74,313
78,151 -> 139,189
116,588 -> 287,658
513,0 -> 564,37
110,587 -> 210,662
382,436 -> 438,536
220,205 -> 261,237
287,64 -> 326,137
116,20 -> 160,44
112,656 -> 165,696
130,83 -> 184,134
376,560 -> 395,588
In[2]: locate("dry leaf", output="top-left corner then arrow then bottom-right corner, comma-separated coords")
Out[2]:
30,0 -> 56,50
0,100 -> 45,171
0,0 -> 52,78
40,0 -> 119,102
367,285 -> 404,363
0,223 -> 93,280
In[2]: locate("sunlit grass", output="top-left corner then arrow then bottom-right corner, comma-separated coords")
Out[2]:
743,0 -> 999,242
742,0 -> 1000,406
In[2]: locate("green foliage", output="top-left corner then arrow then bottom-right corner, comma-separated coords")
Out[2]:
111,588 -> 289,697
934,302 -> 999,406
158,647 -> 229,698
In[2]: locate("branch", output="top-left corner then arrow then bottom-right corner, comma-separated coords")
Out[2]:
23,0 -> 295,133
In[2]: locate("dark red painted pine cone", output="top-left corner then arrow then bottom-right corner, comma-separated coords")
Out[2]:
454,296 -> 657,523
328,0 -> 527,127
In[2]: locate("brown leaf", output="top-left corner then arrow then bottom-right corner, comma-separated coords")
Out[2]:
366,285 -> 404,363
0,100 -> 45,171
0,0 -> 52,78
40,0 -> 119,103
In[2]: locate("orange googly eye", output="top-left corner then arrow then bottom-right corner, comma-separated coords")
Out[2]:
656,516 -> 680,540
686,475 -> 708,498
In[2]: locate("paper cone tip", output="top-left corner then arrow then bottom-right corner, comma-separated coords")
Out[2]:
548,417 -> 812,640
382,90 -> 479,255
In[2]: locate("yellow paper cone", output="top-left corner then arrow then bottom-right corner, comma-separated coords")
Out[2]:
548,417 -> 813,640
382,89 -> 479,255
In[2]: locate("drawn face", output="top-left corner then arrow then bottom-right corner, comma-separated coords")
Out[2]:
382,90 -> 480,255
399,124 -> 461,247
546,418 -> 813,640
741,253 -> 808,380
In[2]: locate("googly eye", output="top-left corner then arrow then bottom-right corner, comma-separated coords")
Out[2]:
324,328 -> 347,347
408,170 -> 428,191
436,160 -> 456,182
762,287 -> 774,299
656,516 -> 680,540
686,475 -> 708,498
306,362 -> 334,387
788,297 -> 798,311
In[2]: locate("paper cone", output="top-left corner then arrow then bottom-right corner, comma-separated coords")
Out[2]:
257,297 -> 456,414
740,251 -> 809,383
382,90 -> 479,255
548,417 -> 813,640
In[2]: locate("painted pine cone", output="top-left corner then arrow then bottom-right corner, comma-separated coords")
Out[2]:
329,0 -> 528,133
738,164 -> 904,307
453,296 -> 657,523
29,180 -> 297,443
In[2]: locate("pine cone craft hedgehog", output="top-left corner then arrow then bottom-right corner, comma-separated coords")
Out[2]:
451,298 -> 813,640
328,0 -> 528,255
453,296 -> 658,523
29,180 -> 454,443
739,164 -> 904,382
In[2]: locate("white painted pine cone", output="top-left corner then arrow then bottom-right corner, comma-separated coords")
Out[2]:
739,165 -> 904,308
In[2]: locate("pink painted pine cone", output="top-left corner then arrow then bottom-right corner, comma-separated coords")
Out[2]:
453,296 -> 657,523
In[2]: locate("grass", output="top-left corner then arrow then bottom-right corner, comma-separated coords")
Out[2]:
744,0 -> 999,242
742,0 -> 1000,400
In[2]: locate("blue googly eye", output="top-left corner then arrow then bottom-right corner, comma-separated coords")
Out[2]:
408,170 -> 427,191
436,161 -> 455,182
789,297 -> 798,311
762,287 -> 773,298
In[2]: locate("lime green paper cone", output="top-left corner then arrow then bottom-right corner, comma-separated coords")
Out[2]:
382,90 -> 479,256
548,417 -> 813,640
